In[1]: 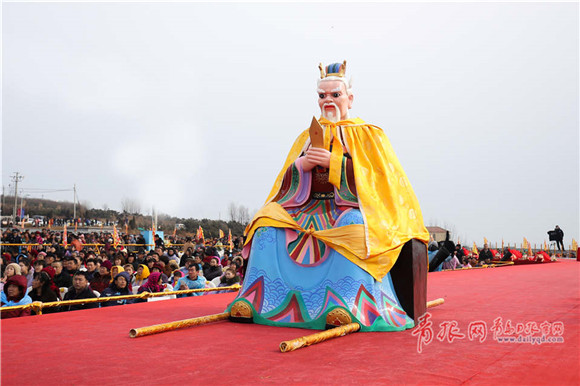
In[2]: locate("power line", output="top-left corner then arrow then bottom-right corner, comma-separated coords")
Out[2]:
21,188 -> 73,192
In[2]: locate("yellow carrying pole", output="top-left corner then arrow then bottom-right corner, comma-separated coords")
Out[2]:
280,323 -> 361,353
280,297 -> 445,353
130,312 -> 230,338
427,298 -> 445,308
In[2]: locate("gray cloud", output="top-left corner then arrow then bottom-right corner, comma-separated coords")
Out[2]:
3,2 -> 578,246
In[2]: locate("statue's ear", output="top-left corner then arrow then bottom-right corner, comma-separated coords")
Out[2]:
348,94 -> 354,109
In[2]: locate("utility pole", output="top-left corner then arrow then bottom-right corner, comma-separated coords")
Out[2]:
11,172 -> 23,220
73,184 -> 77,220
19,193 -> 28,227
154,206 -> 158,233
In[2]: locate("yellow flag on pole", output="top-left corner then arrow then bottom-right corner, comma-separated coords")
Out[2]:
219,229 -> 225,239
113,225 -> 122,248
472,242 -> 478,255
63,224 -> 68,247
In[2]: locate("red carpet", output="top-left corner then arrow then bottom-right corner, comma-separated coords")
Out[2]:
2,260 -> 579,385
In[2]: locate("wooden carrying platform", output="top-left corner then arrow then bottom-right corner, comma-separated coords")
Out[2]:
389,239 -> 427,324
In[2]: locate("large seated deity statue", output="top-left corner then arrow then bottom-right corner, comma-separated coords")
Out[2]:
227,61 -> 429,331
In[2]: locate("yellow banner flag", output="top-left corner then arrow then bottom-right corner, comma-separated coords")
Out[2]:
472,242 -> 478,255
112,225 -> 122,248
572,239 -> 578,251
484,237 -> 488,245
219,229 -> 225,239
63,224 -> 68,247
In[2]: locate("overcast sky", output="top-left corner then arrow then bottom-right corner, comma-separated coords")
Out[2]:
2,2 -> 578,247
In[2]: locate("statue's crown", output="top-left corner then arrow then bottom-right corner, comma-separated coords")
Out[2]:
318,60 -> 347,79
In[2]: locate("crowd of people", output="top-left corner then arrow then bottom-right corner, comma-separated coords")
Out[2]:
2,226 -> 574,318
427,240 -> 567,271
0,228 -> 246,318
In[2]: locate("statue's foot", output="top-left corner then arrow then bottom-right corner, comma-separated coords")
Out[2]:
229,300 -> 254,323
325,307 -> 352,328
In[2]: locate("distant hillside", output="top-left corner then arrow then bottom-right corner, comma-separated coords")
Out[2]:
0,195 -> 246,237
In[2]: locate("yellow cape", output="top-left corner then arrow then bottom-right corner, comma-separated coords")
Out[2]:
244,117 -> 429,281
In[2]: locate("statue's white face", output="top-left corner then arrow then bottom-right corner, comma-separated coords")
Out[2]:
317,80 -> 353,122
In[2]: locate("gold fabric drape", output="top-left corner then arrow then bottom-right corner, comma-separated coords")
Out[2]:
245,117 -> 429,281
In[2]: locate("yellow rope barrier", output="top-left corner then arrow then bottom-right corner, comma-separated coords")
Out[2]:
0,285 -> 241,315
442,261 -> 515,271
279,323 -> 361,353
129,312 -> 231,338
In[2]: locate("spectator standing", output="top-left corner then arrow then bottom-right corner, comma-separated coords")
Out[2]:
455,244 -> 465,264
553,226 -> 565,251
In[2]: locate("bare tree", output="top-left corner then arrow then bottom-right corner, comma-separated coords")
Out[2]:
79,200 -> 91,217
228,202 -> 239,222
121,197 -> 141,215
239,205 -> 250,225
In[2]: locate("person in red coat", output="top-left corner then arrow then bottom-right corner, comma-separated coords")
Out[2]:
1,275 -> 32,318
89,260 -> 112,294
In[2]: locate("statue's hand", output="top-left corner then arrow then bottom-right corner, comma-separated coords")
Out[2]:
304,148 -> 331,170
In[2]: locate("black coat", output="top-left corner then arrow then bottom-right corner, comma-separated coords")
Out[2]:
53,272 -> 72,288
479,249 -> 494,262
29,288 -> 60,314
62,286 -> 98,311
203,265 -> 223,281
100,286 -> 134,307
501,250 -> 512,261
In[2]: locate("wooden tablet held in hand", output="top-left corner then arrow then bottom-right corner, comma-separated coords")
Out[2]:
309,116 -> 325,148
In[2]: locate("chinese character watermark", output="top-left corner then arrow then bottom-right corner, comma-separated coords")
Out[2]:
412,316 -> 565,352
